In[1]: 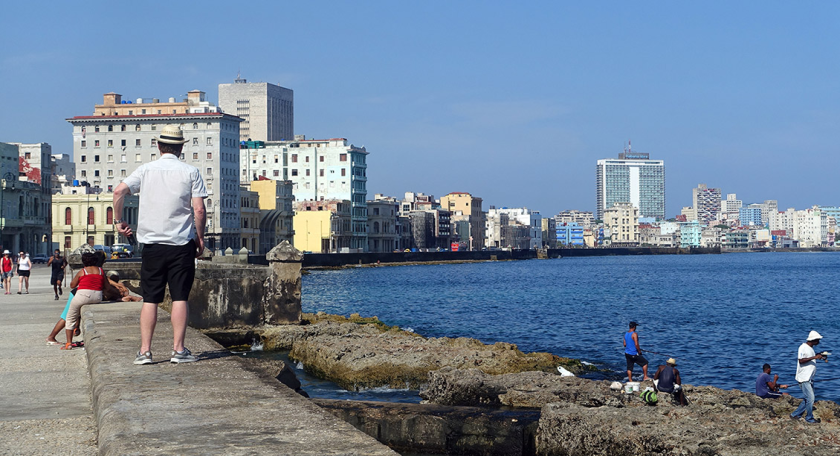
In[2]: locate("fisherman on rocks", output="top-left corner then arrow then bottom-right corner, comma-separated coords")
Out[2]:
790,331 -> 827,424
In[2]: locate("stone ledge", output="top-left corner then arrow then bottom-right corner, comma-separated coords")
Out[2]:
81,302 -> 397,455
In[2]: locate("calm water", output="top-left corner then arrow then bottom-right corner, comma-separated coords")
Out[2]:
300,252 -> 840,402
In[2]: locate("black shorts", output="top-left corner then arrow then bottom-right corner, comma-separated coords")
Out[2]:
140,239 -> 196,303
18,270 -> 30,277
625,354 -> 648,371
50,273 -> 63,285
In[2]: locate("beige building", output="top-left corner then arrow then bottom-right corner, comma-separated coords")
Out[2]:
51,188 -> 139,250
240,189 -> 260,253
366,199 -> 399,253
67,91 -> 243,251
439,192 -> 485,250
247,179 -> 295,253
218,76 -> 294,142
604,202 -> 639,246
293,200 -> 352,253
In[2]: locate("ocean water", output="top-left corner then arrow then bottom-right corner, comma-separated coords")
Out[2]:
299,252 -> 840,402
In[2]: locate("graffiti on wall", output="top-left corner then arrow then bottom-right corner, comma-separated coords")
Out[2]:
19,157 -> 41,184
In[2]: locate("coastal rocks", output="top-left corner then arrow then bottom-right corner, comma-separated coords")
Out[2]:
236,357 -> 309,398
252,313 -> 589,391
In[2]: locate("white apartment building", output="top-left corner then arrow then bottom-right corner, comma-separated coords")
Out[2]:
596,147 -> 665,220
240,136 -> 368,251
769,208 -> 796,235
793,206 -> 828,247
554,210 -> 594,229
604,202 -> 639,246
692,183 -> 721,224
218,76 -> 294,142
51,154 -> 76,193
67,91 -> 243,250
490,207 -> 543,249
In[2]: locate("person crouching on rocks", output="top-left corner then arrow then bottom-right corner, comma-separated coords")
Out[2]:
756,363 -> 789,398
61,252 -> 116,350
654,358 -> 688,406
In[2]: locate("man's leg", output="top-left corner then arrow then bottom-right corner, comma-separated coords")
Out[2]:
802,381 -> 816,422
170,300 -> 188,352
641,364 -> 649,381
139,303 -> 159,354
791,382 -> 809,418
627,369 -> 633,381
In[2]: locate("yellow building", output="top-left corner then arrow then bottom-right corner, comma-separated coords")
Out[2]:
51,189 -> 138,250
293,200 -> 351,253
439,192 -> 485,250
239,188 -> 260,253
246,179 -> 294,253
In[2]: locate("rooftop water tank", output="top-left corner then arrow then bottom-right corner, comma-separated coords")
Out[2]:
136,98 -> 143,104
72,179 -> 79,187
168,97 -> 175,103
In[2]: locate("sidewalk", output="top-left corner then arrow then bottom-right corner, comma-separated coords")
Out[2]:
0,265 -> 97,455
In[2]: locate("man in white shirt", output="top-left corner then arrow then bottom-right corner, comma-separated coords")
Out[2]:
790,330 -> 826,423
113,125 -> 207,365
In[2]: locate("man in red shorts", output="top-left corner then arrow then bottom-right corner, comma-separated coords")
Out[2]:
113,124 -> 207,365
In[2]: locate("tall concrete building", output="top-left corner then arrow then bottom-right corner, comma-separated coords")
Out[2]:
67,91 -> 243,250
596,146 -> 665,221
692,183 -> 721,224
604,202 -> 639,246
439,192 -> 485,250
218,76 -> 294,142
240,136 -> 368,251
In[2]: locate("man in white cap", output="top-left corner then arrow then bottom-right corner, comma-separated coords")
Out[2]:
790,330 -> 826,423
113,124 -> 207,365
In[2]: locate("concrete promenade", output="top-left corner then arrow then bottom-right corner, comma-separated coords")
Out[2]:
1,267 -> 397,455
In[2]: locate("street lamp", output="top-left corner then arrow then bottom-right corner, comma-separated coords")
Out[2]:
0,172 -> 17,234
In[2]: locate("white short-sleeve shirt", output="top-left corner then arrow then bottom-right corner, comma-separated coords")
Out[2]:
122,154 -> 207,246
795,342 -> 817,383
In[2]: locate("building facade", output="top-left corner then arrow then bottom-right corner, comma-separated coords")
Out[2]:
67,91 -> 243,250
366,199 -> 399,253
293,200 -> 352,253
692,183 -> 721,224
596,148 -> 665,220
439,192 -> 485,250
604,202 -> 639,246
248,179 -> 294,254
218,76 -> 294,142
0,142 -> 53,255
239,188 -> 261,253
51,186 -> 139,251
554,210 -> 594,229
51,154 -> 76,193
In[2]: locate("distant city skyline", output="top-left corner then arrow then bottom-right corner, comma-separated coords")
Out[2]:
2,2 -> 839,216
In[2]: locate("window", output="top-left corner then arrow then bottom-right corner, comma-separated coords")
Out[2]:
94,126 -> 100,132
341,168 -> 346,176
151,125 -> 156,130
193,153 -> 198,160
81,155 -> 86,163
340,153 -> 347,162
192,138 -> 198,145
206,168 -> 212,175
206,137 -> 212,146
107,125 -> 113,132
107,169 -> 113,177
120,125 -> 126,131
135,139 -> 141,146
106,207 -> 113,224
107,140 -> 113,147
120,169 -> 126,177
64,236 -> 71,248
121,139 -> 126,147
81,140 -> 86,148
135,154 -> 141,162
81,170 -> 87,177
128,110 -> 133,115
65,208 -> 72,225
305,169 -> 311,176
292,154 -> 297,163
273,170 -> 279,177
207,153 -> 212,159
305,156 -> 310,163
94,170 -> 100,177
107,154 -> 113,162
88,207 -> 95,225
135,124 -> 141,131
141,109 -> 147,114
291,169 -> 298,176
193,123 -> 198,129
94,155 -> 100,162
94,140 -> 100,147
151,138 -> 157,146
319,169 -> 324,177
319,156 -> 324,162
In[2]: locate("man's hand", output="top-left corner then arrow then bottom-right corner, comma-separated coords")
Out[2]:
195,237 -> 204,259
780,384 -> 789,389
116,221 -> 132,238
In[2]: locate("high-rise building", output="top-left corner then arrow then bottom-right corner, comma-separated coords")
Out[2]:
218,76 -> 294,142
67,91 -> 243,250
692,183 -> 721,224
439,192 -> 485,250
554,210 -> 594,229
240,136 -> 368,251
596,145 -> 665,220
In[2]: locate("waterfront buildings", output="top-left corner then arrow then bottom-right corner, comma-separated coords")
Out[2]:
603,202 -> 639,246
51,186 -> 138,250
247,179 -> 294,254
51,154 -> 75,194
692,184 -> 721,224
366,198 -> 399,253
439,192 -> 485,250
293,200 -> 352,253
554,210 -> 594,229
681,206 -> 698,223
242,136 -> 368,251
218,76 -> 294,142
487,207 -> 543,249
679,221 -> 702,247
0,142 -> 53,254
595,147 -> 665,220
67,91 -> 244,250
556,223 -> 585,246
239,189 -> 261,252
739,205 -> 763,226
541,217 -> 557,248
721,193 -> 742,222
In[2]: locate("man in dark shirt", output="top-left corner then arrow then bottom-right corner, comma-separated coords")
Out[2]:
755,363 -> 789,398
654,358 -> 688,406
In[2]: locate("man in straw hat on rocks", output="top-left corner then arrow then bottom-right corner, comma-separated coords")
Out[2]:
654,358 -> 688,406
113,124 -> 207,365
790,330 -> 827,423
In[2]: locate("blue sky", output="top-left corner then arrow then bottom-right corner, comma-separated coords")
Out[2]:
2,2 -> 838,217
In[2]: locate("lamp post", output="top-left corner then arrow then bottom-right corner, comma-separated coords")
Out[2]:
0,172 -> 17,246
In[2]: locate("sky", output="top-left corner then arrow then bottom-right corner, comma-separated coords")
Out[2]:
1,2 -> 838,217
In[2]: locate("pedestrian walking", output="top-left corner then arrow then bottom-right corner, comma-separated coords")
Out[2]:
1,251 -> 14,293
790,331 -> 826,424
48,249 -> 67,300
623,321 -> 649,381
16,251 -> 32,294
113,124 -> 207,365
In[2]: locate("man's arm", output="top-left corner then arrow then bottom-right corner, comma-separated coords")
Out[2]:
799,349 -> 825,364
674,368 -> 681,385
633,332 -> 641,352
113,183 -> 133,237
192,197 -> 206,258
653,365 -> 664,380
47,257 -> 53,266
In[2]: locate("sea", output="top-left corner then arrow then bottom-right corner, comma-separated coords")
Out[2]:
250,252 -> 840,403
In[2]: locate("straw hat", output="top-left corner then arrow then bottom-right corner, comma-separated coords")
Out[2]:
807,331 -> 823,341
158,125 -> 189,144
666,358 -> 677,366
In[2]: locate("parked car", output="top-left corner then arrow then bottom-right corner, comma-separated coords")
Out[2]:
31,254 -> 48,264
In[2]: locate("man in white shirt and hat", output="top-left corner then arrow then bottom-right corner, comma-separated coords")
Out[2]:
113,124 -> 207,365
790,330 -> 827,423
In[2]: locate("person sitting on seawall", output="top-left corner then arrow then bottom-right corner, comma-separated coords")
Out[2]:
16,251 -> 32,294
755,363 -> 789,398
105,271 -> 142,302
654,358 -> 689,406
60,252 -> 116,350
